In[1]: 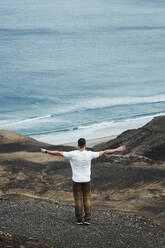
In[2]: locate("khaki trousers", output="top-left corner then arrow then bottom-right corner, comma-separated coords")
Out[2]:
73,181 -> 91,221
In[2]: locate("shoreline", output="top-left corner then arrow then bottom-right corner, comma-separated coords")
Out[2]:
64,135 -> 117,148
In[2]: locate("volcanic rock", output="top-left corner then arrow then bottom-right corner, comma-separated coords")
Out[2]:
93,115 -> 165,161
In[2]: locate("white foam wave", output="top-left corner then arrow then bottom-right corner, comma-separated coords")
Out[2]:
78,112 -> 165,131
87,94 -> 165,108
1,94 -> 165,129
55,94 -> 165,115
0,115 -> 51,127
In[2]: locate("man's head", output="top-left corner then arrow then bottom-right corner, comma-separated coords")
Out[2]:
78,138 -> 86,149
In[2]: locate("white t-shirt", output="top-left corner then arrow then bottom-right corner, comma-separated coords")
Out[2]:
63,150 -> 100,182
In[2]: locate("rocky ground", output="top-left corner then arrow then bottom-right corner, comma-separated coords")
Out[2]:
0,231 -> 52,248
0,199 -> 165,248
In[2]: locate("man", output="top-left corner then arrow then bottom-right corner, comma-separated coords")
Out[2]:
41,138 -> 125,225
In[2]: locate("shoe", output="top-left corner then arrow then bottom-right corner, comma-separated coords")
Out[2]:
76,219 -> 83,225
84,220 -> 91,225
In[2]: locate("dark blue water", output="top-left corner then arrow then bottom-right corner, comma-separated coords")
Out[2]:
0,0 -> 165,144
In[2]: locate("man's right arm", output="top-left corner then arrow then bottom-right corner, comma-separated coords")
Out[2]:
99,145 -> 126,157
40,148 -> 63,157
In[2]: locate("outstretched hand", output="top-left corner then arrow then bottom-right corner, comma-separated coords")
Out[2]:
117,145 -> 126,152
40,148 -> 47,153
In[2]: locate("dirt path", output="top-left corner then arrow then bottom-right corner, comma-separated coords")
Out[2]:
0,199 -> 165,248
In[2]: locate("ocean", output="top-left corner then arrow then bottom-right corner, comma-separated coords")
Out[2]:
0,0 -> 165,145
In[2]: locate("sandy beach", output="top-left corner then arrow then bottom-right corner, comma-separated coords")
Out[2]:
64,135 -> 117,148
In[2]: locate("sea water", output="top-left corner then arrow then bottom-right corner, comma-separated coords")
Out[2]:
0,0 -> 165,145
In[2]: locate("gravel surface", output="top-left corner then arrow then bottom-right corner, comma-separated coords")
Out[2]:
0,199 -> 165,248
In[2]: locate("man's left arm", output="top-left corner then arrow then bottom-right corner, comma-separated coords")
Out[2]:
40,148 -> 63,157
99,145 -> 126,157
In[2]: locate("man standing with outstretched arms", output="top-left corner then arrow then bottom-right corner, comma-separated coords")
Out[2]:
41,138 -> 126,225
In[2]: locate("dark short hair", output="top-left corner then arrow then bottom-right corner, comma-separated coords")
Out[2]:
78,138 -> 86,148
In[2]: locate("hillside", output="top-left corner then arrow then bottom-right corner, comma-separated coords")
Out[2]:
93,115 -> 165,161
0,116 -> 165,227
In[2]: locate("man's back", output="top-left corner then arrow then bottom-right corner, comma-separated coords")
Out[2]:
63,150 -> 99,182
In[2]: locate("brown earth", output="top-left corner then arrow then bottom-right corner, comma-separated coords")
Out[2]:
0,231 -> 53,248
